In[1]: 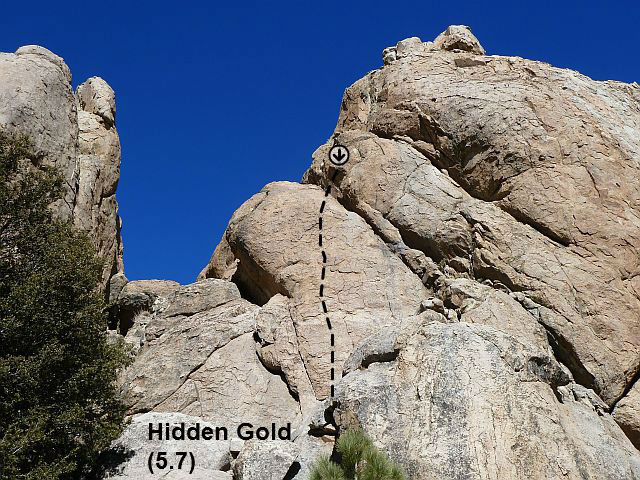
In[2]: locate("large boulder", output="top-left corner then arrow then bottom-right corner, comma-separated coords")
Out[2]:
77,77 -> 116,126
434,25 -> 486,54
101,412 -> 232,479
233,441 -> 300,480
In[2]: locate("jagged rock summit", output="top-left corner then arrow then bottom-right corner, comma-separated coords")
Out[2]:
382,25 -> 485,65
3,25 -> 640,479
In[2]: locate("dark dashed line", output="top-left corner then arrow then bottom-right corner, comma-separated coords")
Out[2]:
319,171 -> 341,400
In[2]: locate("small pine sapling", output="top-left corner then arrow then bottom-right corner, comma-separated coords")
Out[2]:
309,429 -> 407,480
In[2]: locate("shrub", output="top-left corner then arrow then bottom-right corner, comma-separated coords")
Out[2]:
310,429 -> 406,480
0,130 -> 129,479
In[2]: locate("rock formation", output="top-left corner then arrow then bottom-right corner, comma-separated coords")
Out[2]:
0,45 -> 123,288
112,25 -> 640,479
5,24 -> 640,479
206,25 -> 640,478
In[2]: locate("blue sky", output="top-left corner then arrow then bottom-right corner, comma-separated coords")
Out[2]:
2,1 -> 639,284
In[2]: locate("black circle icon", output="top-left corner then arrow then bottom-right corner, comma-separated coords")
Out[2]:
328,145 -> 350,166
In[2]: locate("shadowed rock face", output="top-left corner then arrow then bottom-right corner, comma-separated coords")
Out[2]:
104,25 -> 640,478
0,45 -> 123,288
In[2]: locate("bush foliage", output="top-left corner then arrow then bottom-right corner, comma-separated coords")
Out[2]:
310,429 -> 406,480
0,130 -> 129,479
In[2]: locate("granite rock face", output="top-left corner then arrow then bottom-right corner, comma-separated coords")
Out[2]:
305,28 -> 640,407
0,45 -> 123,287
113,278 -> 304,437
106,26 -> 640,478
233,441 -> 300,480
200,181 -> 427,400
107,277 -> 321,477
335,320 -> 640,479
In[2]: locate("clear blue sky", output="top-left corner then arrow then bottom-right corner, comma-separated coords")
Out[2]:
2,1 -> 639,284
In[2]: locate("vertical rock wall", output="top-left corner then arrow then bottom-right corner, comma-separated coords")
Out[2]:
0,45 -> 124,288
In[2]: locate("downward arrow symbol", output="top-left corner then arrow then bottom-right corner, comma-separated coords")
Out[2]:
333,149 -> 346,162
329,145 -> 349,165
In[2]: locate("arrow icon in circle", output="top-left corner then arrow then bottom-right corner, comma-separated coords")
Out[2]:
328,145 -> 350,166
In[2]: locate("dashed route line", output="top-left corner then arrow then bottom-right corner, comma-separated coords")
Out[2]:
320,169 -> 340,400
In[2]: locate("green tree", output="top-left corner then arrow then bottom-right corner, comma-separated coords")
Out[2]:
0,130 -> 129,479
310,429 -> 407,480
